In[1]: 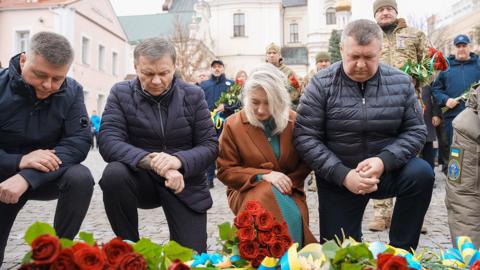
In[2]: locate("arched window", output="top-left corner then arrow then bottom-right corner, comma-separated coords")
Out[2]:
326,7 -> 336,25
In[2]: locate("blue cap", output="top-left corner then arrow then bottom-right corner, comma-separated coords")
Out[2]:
454,34 -> 471,46
211,59 -> 224,67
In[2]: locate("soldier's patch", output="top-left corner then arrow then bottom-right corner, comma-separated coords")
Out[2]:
396,37 -> 406,49
447,147 -> 464,182
447,159 -> 461,182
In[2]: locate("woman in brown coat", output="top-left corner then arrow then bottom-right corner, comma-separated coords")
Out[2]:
217,64 -> 316,246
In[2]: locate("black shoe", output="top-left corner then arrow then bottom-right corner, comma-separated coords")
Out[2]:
209,182 -> 214,189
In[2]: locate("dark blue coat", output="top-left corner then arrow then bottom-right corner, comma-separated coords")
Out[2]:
294,62 -> 426,187
200,74 -> 234,111
0,54 -> 91,188
98,77 -> 218,213
432,53 -> 480,118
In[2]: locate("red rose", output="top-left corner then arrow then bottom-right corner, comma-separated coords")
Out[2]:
31,234 -> 61,265
268,241 -> 285,258
256,210 -> 274,231
117,253 -> 147,270
168,259 -> 190,270
251,256 -> 263,268
237,226 -> 256,242
238,240 -> 260,260
275,234 -> 293,250
288,75 -> 300,91
271,221 -> 289,236
258,231 -> 274,245
244,201 -> 264,216
72,242 -> 91,253
428,47 -> 437,58
73,246 -> 106,270
102,237 -> 133,266
470,260 -> 480,270
383,256 -> 408,270
235,79 -> 245,86
234,211 -> 254,228
377,253 -> 394,270
49,249 -> 75,270
251,248 -> 269,268
378,254 -> 408,270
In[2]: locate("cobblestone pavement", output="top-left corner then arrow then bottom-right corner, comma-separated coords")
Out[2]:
2,150 -> 451,269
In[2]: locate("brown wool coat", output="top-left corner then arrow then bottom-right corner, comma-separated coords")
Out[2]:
217,110 -> 317,245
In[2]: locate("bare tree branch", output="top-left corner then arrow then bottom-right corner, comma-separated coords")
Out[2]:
169,15 -> 212,83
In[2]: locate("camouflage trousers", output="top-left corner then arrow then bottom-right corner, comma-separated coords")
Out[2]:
372,198 -> 393,219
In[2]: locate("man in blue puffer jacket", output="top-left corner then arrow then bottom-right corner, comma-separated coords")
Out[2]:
0,32 -> 93,267
199,60 -> 233,188
99,38 -> 218,253
432,34 -> 480,147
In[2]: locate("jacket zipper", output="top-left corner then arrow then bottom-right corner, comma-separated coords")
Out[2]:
360,82 -> 367,160
156,102 -> 167,151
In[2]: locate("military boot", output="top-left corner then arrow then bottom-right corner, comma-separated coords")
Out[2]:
368,216 -> 390,231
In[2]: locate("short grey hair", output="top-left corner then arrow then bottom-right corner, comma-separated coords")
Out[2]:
134,38 -> 176,65
243,63 -> 290,135
27,32 -> 74,66
341,19 -> 383,46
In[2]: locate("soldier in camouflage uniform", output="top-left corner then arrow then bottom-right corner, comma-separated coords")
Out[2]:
446,85 -> 480,247
265,43 -> 301,110
370,0 -> 431,232
303,52 -> 331,89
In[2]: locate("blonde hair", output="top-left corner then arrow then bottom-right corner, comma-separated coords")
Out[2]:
235,70 -> 247,81
243,63 -> 290,135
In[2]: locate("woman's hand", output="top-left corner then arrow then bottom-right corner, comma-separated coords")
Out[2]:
262,171 -> 293,194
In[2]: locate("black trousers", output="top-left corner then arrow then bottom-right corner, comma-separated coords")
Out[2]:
316,158 -> 434,251
0,164 -> 94,267
435,121 -> 450,168
99,162 -> 208,253
420,142 -> 435,169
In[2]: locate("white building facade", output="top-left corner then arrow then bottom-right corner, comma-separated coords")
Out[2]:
204,0 -> 351,77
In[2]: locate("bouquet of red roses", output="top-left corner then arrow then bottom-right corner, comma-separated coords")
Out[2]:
400,47 -> 449,85
20,234 -> 147,270
18,222 -> 194,270
233,201 -> 293,268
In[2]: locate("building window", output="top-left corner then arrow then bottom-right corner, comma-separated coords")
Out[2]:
15,31 -> 30,53
81,37 -> 90,65
112,51 -> 118,76
290,23 -> 299,43
98,45 -> 105,71
233,13 -> 245,37
326,7 -> 336,25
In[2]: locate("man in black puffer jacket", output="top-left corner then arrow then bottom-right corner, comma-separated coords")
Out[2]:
0,32 -> 93,266
99,38 -> 218,252
294,19 -> 434,251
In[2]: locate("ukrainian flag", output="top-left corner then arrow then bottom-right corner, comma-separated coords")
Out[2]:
451,148 -> 460,158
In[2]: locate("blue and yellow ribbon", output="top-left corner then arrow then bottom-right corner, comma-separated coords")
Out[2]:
442,236 -> 480,268
210,110 -> 225,130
